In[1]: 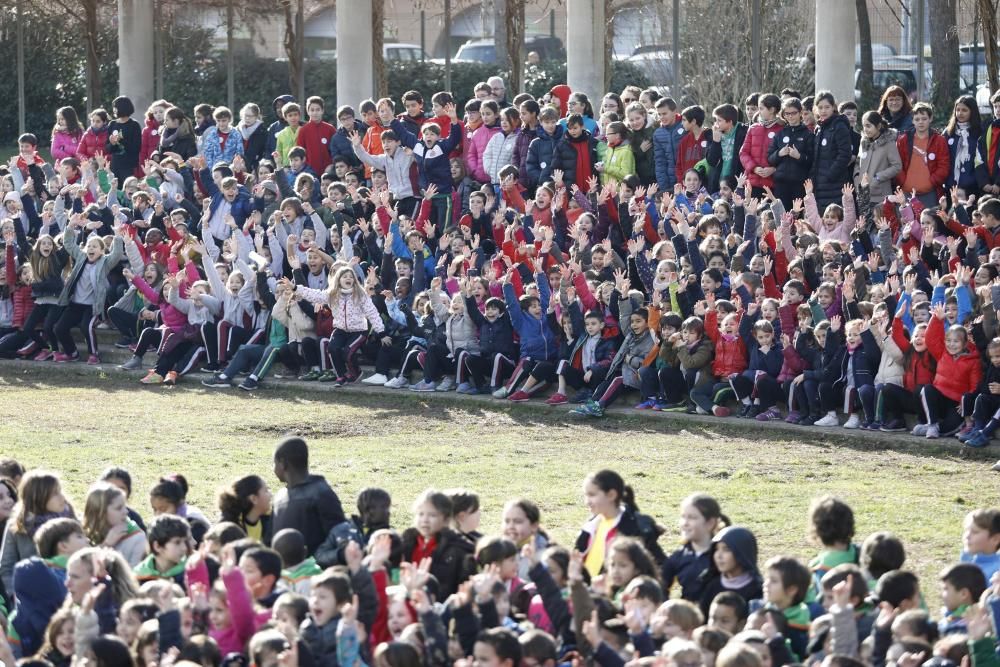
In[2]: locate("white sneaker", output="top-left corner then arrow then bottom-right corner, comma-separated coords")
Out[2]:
814,412 -> 839,427
843,414 -> 861,429
362,373 -> 389,385
492,386 -> 510,399
435,377 -> 454,392
911,423 -> 929,436
384,376 -> 408,389
925,423 -> 940,439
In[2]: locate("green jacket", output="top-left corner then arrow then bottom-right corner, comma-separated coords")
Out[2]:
601,141 -> 637,185
133,554 -> 186,583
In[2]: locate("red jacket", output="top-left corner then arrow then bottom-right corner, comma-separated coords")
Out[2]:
891,318 -> 935,392
77,126 -> 108,161
705,308 -> 747,378
6,245 -> 33,328
740,122 -> 781,189
295,120 -> 336,174
140,117 -> 161,169
925,316 -> 981,401
895,130 -> 950,197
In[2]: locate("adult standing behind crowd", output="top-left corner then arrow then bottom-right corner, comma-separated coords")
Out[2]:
810,90 -> 854,210
270,436 -> 346,556
879,85 -> 914,133
854,111 -> 901,203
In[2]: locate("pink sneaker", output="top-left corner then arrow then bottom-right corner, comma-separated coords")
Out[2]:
545,392 -> 568,405
508,390 -> 532,402
52,352 -> 79,363
87,354 -> 100,365
33,349 -> 53,361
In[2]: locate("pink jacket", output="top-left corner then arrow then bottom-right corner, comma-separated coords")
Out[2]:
298,288 -> 386,334
466,123 -> 501,183
187,559 -> 257,656
131,260 -> 199,332
805,189 -> 856,247
51,130 -> 81,163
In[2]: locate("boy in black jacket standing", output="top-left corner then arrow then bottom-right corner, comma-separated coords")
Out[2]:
271,437 -> 347,556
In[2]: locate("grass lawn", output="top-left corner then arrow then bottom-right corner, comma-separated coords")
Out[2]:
0,366 -> 995,608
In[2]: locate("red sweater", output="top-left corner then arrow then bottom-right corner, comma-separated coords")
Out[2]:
140,117 -> 161,170
740,122 -> 781,189
676,129 -> 710,182
895,130 -> 950,197
295,120 -> 336,174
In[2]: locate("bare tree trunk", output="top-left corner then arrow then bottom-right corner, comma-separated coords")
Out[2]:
84,0 -> 102,111
980,0 -> 1000,94
283,0 -> 303,98
856,0 -> 875,110
505,0 -> 524,94
929,0 -> 959,111
373,0 -> 386,98
494,0 -> 508,71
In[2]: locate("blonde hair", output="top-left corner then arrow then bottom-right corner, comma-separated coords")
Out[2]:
69,546 -> 141,606
328,266 -> 366,304
662,599 -> 705,632
82,482 -> 126,545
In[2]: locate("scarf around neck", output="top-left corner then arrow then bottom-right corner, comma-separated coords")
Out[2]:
953,122 -> 970,183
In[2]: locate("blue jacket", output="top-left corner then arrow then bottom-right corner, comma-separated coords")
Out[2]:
503,276 -> 557,361
661,543 -> 712,603
330,119 -> 367,168
198,167 -> 255,240
465,296 -> 517,359
389,119 -> 462,194
200,125 -> 244,168
11,557 -> 68,657
739,312 -> 784,377
526,124 -> 566,187
388,220 -> 436,276
654,122 -> 686,190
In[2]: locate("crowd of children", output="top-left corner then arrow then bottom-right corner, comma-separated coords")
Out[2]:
4,83 -> 1000,452
0,445 -> 997,667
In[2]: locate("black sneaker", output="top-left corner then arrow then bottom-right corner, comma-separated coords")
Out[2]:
737,404 -> 752,418
238,377 -> 259,391
114,337 -> 136,349
201,374 -> 231,388
798,414 -> 818,426
745,405 -> 761,419
201,363 -> 221,373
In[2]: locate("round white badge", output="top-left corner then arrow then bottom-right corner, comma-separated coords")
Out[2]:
540,162 -> 547,169
929,153 -> 935,160
700,140 -> 707,148
782,136 -> 790,144
948,137 -> 955,145
152,129 -> 158,136
321,138 -> 328,144
677,127 -> 684,134
822,138 -> 827,146
768,131 -> 775,139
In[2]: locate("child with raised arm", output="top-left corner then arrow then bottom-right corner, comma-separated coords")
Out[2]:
572,272 -> 658,418
195,238 -> 258,371
390,100 -> 463,232
289,266 -> 384,385
410,276 -> 480,392
689,295 -> 747,416
916,303 -> 983,438
728,301 -> 783,420
494,259 -> 558,398
462,273 -> 517,395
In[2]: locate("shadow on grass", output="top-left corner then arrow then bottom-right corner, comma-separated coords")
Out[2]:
0,364 -> 988,465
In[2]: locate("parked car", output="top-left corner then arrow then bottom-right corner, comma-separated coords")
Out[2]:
384,43 -> 431,62
626,50 -> 674,87
448,35 -> 565,64
854,57 -> 974,102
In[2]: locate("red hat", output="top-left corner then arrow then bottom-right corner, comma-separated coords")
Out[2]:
548,85 -> 572,117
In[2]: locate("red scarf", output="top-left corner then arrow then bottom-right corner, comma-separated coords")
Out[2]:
411,534 -> 437,563
571,138 -> 593,192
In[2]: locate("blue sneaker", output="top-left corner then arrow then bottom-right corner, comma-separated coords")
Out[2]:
958,426 -> 981,443
634,399 -> 657,410
964,430 -> 992,448
456,382 -> 477,395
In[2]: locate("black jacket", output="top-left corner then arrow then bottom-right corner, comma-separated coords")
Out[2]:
400,527 -> 477,599
553,129 -> 599,189
272,474 -> 347,556
811,113 -> 854,209
767,123 -> 815,185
